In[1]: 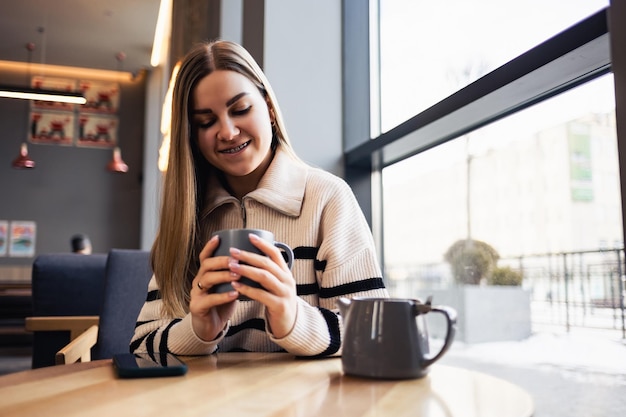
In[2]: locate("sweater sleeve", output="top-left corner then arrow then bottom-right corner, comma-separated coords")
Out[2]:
267,176 -> 389,357
316,177 -> 389,302
266,297 -> 339,356
130,275 -> 226,356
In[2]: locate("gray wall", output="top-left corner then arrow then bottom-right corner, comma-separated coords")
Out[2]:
264,0 -> 343,176
0,67 -> 146,266
216,0 -> 343,175
0,0 -> 344,269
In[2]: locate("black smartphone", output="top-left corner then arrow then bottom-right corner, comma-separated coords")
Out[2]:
112,352 -> 188,378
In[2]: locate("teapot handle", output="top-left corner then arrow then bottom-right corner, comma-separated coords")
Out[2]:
421,305 -> 457,368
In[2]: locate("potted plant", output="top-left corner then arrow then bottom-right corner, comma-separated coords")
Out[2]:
428,239 -> 531,343
444,239 -> 499,285
489,266 -> 524,286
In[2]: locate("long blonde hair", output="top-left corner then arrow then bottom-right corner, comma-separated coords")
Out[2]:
152,40 -> 300,317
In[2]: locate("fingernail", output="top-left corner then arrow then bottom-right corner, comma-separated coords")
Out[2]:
249,233 -> 259,241
229,247 -> 240,256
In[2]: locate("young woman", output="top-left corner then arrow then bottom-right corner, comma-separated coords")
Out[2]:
131,40 -> 388,357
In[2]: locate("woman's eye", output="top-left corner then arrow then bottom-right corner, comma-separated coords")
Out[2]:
232,106 -> 251,116
196,119 -> 215,129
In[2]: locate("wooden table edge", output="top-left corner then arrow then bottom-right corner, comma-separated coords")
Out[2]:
0,359 -> 112,389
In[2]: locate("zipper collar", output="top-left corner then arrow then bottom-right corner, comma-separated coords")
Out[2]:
201,149 -> 307,220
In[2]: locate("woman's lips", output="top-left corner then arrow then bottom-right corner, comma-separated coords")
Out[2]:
220,140 -> 250,154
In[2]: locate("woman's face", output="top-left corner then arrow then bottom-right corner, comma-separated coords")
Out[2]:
191,70 -> 274,184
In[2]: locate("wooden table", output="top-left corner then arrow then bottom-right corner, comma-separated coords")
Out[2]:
0,353 -> 534,417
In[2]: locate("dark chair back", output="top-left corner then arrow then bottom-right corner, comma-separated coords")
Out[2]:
31,253 -> 108,368
92,249 -> 152,360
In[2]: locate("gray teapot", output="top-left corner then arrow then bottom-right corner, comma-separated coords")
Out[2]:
337,296 -> 457,379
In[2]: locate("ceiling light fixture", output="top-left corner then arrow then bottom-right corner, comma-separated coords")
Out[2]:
150,0 -> 172,67
0,28 -> 86,105
0,61 -> 133,82
0,85 -> 87,104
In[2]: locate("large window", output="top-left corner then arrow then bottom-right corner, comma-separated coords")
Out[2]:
382,74 -> 621,288
375,2 -> 623,328
342,1 -> 624,339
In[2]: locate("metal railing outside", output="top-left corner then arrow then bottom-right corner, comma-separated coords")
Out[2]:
503,248 -> 626,339
385,248 -> 626,339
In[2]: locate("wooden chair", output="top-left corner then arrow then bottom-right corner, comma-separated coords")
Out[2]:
25,316 -> 100,364
26,249 -> 152,366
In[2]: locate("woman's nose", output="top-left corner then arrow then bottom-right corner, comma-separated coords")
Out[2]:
217,118 -> 239,140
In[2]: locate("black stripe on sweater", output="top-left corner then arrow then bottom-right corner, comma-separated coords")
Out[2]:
293,246 -> 318,259
229,347 -> 252,352
281,245 -> 318,264
296,307 -> 341,359
129,333 -> 147,353
159,319 -> 182,354
314,260 -> 327,272
133,318 -> 182,355
226,318 -> 266,337
147,290 -> 161,302
317,307 -> 341,357
319,277 -> 385,299
145,331 -> 157,356
296,282 -> 319,296
293,246 -> 326,272
135,319 -> 157,329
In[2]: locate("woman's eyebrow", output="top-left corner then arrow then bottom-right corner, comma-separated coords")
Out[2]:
192,92 -> 250,115
226,92 -> 249,106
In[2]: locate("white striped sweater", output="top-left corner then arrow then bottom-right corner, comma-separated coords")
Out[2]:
131,150 -> 388,357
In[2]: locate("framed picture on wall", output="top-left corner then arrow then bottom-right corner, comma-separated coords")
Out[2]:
79,80 -> 120,114
0,221 -> 7,256
31,76 -> 77,112
9,221 -> 36,258
76,113 -> 118,148
29,110 -> 75,145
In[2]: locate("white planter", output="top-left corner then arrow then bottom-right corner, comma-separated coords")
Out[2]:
426,286 -> 532,344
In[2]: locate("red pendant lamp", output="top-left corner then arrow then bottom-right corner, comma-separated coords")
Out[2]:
12,42 -> 37,169
106,146 -> 128,173
12,142 -> 36,169
106,52 -> 129,173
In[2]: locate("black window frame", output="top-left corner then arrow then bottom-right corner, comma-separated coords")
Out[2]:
342,1 -> 626,269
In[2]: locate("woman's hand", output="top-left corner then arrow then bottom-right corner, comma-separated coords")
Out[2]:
228,233 -> 298,339
190,235 -> 239,342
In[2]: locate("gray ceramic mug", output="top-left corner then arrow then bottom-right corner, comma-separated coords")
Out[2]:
210,229 -> 294,299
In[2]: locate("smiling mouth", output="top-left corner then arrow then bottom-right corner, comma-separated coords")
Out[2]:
220,141 -> 250,154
